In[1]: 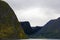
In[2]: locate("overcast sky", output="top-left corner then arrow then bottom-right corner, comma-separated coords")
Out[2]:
4,0 -> 60,27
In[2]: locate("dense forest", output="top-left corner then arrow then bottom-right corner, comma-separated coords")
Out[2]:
0,0 -> 27,39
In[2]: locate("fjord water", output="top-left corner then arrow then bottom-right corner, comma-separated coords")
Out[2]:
21,39 -> 60,40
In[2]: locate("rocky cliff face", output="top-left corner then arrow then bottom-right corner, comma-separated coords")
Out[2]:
0,0 -> 27,39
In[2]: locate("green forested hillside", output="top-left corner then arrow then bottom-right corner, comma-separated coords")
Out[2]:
0,0 -> 27,39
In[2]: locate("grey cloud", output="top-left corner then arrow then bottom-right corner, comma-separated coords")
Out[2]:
4,0 -> 60,10
4,0 -> 60,26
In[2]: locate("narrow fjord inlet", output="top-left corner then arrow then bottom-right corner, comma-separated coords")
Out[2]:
0,0 -> 60,39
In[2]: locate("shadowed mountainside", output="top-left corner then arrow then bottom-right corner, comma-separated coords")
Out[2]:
20,21 -> 43,36
31,17 -> 60,38
20,17 -> 60,39
0,0 -> 27,39
20,21 -> 33,35
38,17 -> 60,38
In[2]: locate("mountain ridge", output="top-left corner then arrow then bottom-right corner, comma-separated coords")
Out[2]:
31,17 -> 60,38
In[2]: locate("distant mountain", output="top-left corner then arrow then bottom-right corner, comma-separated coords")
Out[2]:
20,21 -> 43,38
32,26 -> 43,34
20,21 -> 33,35
19,22 -> 43,38
0,0 -> 27,39
32,17 -> 60,38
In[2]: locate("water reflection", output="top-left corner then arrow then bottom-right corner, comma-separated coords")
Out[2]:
21,39 -> 60,40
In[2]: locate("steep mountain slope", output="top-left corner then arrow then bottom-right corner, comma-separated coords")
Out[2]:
20,21 -> 33,35
32,17 -> 60,38
0,0 -> 27,39
20,21 -> 43,36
